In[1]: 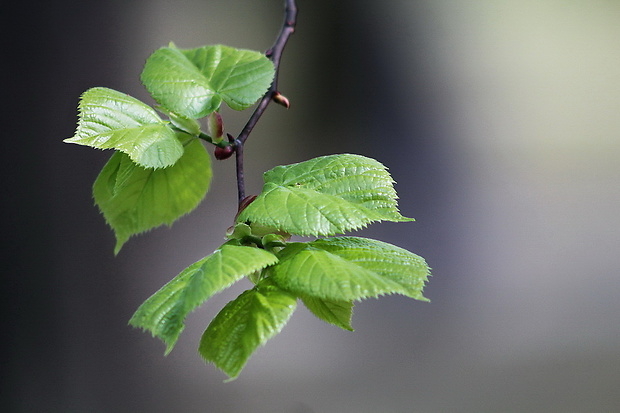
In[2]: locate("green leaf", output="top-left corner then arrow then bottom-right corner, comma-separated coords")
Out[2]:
237,154 -> 413,237
269,237 -> 430,302
93,139 -> 211,254
300,295 -> 354,331
269,242 -> 404,301
129,245 -> 278,353
310,237 -> 431,301
199,279 -> 297,380
141,44 -> 275,119
157,106 -> 201,137
64,87 -> 184,169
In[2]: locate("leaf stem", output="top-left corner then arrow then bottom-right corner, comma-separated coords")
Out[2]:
233,0 -> 297,205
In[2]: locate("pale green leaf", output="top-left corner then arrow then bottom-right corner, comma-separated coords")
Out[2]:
129,245 -> 278,353
237,154 -> 413,237
64,87 -> 183,169
310,237 -> 431,301
141,44 -> 275,119
300,295 -> 354,331
269,242 -> 405,301
157,106 -> 201,136
93,139 -> 211,253
199,279 -> 297,380
269,237 -> 430,302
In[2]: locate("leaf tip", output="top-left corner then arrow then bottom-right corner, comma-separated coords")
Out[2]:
164,344 -> 175,356
223,375 -> 239,383
113,238 -> 126,255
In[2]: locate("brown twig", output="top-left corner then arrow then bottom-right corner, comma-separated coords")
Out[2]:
233,0 -> 297,205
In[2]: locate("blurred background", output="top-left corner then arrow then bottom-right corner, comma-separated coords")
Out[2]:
3,0 -> 620,411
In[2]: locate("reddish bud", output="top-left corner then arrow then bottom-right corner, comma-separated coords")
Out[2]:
236,195 -> 257,220
207,112 -> 224,142
239,195 -> 257,210
214,145 -> 234,160
273,92 -> 290,109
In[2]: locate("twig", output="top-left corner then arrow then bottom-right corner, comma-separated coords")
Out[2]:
233,0 -> 297,205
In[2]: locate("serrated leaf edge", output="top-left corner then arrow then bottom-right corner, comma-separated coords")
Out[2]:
65,87 -> 184,169
129,245 -> 279,354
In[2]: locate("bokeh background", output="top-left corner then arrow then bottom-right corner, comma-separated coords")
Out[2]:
4,1 -> 620,412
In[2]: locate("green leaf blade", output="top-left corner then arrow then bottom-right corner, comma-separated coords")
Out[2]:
158,106 -> 202,137
93,139 -> 212,253
141,45 -> 275,119
270,237 -> 430,302
270,243 -> 406,301
129,245 -> 278,352
64,87 -> 184,169
199,280 -> 297,380
300,295 -> 354,331
311,237 -> 431,301
237,154 -> 413,237
246,184 -> 384,236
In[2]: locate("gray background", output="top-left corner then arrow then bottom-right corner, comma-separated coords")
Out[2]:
3,1 -> 620,411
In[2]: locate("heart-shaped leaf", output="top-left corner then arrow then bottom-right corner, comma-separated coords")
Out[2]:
141,44 -> 275,119
93,139 -> 211,253
130,245 -> 278,353
309,237 -> 430,301
199,279 -> 296,380
269,237 -> 430,302
64,87 -> 184,169
237,154 -> 414,236
269,242 -> 404,301
300,295 -> 354,331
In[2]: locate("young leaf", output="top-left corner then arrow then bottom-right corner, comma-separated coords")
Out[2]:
64,87 -> 184,169
157,106 -> 201,137
207,112 -> 224,143
269,237 -> 430,302
268,242 -> 405,301
129,245 -> 278,353
236,154 -> 414,237
199,279 -> 297,380
141,44 -> 275,119
93,139 -> 211,254
300,295 -> 354,331
310,237 -> 431,301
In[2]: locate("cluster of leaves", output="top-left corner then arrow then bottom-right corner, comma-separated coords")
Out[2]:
65,43 -> 430,380
65,44 -> 274,253
130,153 -> 430,379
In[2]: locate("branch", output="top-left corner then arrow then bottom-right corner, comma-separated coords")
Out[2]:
233,0 -> 298,205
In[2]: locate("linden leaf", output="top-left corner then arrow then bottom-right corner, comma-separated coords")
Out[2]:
199,279 -> 296,380
129,245 -> 278,353
237,154 -> 413,236
93,139 -> 211,253
300,295 -> 354,331
310,237 -> 431,301
64,87 -> 183,169
269,237 -> 430,302
141,44 -> 275,119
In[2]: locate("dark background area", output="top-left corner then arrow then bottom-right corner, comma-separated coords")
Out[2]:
3,1 -> 620,412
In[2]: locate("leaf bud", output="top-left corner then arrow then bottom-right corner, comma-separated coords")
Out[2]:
207,112 -> 224,143
272,92 -> 290,109
214,145 -> 234,160
235,195 -> 257,220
